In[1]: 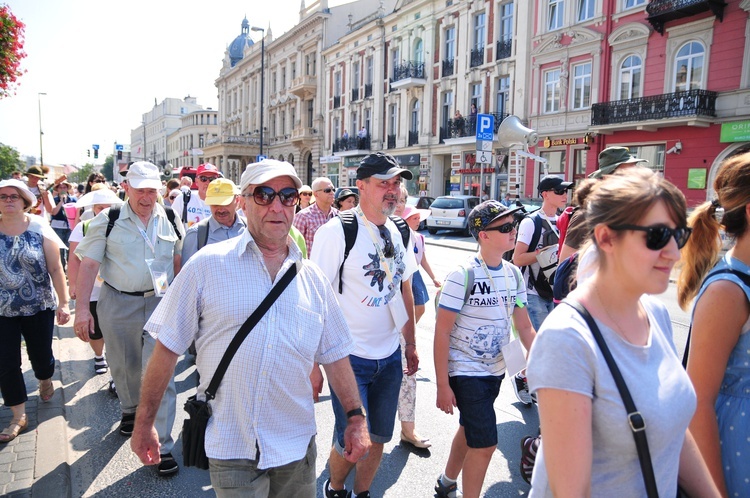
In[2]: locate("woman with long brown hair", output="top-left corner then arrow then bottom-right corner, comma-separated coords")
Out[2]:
526,168 -> 718,497
677,151 -> 750,497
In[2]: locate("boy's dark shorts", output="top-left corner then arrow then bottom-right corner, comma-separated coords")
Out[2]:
449,374 -> 504,448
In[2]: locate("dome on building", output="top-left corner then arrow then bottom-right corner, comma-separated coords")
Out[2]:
228,17 -> 254,67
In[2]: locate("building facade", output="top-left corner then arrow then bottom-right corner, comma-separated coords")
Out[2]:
166,109 -> 219,172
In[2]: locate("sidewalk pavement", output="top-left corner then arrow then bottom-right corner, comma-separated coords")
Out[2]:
0,322 -> 70,498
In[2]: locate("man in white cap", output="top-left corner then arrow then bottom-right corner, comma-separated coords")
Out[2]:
312,151 -> 419,498
181,178 -> 246,264
131,159 -> 370,496
73,161 -> 184,476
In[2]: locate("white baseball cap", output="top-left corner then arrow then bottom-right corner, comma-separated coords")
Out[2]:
240,159 -> 302,193
126,161 -> 162,190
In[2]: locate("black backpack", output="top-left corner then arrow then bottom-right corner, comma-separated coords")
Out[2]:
337,211 -> 410,293
504,211 -> 557,300
552,252 -> 579,304
105,205 -> 182,240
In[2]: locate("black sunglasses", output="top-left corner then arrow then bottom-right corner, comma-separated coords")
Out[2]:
543,187 -> 568,195
377,224 -> 395,258
244,186 -> 300,207
483,220 -> 517,234
168,195 -> 179,200
198,175 -> 217,183
93,179 -> 106,184
317,187 -> 334,194
609,224 -> 692,250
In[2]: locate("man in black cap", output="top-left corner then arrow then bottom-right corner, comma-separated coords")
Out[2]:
312,151 -> 419,498
511,175 -> 571,405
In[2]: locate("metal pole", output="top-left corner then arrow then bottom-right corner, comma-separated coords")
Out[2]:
251,26 -> 265,157
38,92 -> 46,167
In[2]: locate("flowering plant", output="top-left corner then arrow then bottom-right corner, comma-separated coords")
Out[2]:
0,4 -> 26,98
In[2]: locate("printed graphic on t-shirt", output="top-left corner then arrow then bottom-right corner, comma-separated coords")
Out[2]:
361,246 -> 405,307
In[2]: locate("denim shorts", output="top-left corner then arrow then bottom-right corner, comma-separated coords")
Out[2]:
411,271 -> 429,306
449,374 -> 504,448
330,347 -> 403,449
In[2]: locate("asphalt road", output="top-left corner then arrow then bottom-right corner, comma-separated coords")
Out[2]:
55,232 -> 691,497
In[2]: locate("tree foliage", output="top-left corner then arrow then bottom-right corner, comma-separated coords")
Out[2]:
0,142 -> 24,179
102,154 -> 114,182
68,163 -> 95,185
0,4 -> 26,99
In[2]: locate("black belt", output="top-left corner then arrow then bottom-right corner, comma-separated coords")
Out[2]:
104,282 -> 155,298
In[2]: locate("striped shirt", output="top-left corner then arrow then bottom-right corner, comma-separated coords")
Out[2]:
145,230 -> 353,468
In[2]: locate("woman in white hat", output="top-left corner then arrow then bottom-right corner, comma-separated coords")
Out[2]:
0,179 -> 71,443
67,188 -> 124,380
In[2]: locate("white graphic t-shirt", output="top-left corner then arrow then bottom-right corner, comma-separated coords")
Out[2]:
438,256 -> 527,377
171,190 -> 211,228
312,214 -> 417,360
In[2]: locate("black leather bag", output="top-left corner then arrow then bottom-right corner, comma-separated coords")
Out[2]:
181,262 -> 300,469
182,395 -> 212,469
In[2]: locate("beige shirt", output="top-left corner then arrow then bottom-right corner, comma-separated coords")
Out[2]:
76,202 -> 184,293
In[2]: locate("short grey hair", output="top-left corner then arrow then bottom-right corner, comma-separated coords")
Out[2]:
311,177 -> 332,191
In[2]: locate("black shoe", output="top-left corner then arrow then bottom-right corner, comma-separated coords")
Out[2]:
108,379 -> 118,397
157,453 -> 179,476
324,478 -> 348,498
119,413 -> 135,436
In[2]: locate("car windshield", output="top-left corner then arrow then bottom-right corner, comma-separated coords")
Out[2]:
431,198 -> 466,209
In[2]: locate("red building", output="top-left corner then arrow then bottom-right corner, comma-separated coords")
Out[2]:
527,0 -> 750,206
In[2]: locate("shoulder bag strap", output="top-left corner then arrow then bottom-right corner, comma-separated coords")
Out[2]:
564,299 -> 659,498
204,260 -> 301,400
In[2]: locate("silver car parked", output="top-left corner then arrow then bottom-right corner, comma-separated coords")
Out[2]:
426,195 -> 481,236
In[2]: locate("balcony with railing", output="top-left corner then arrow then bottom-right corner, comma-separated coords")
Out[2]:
496,38 -> 512,61
289,75 -> 317,99
387,134 -> 396,149
364,83 -> 373,98
333,95 -> 341,109
332,134 -> 371,153
351,88 -> 360,102
470,47 -> 485,68
646,0 -> 726,35
408,131 -> 419,146
391,61 -> 427,90
291,126 -> 316,144
442,58 -> 455,78
445,112 -> 509,140
590,89 -> 717,128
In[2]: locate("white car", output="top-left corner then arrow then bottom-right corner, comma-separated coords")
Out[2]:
426,195 -> 481,236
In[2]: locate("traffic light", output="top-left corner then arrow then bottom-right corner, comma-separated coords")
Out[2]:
117,150 -> 122,160
87,149 -> 90,157
94,149 -> 98,159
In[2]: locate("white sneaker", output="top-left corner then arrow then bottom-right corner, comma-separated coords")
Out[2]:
512,373 -> 533,405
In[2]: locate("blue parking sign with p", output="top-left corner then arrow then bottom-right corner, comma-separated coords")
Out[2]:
476,114 -> 495,142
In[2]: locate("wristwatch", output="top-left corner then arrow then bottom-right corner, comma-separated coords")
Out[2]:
346,406 -> 367,419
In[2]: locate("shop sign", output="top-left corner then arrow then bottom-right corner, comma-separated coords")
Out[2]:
457,167 -> 495,174
320,155 -> 342,164
541,137 -> 581,147
687,168 -> 707,189
343,156 -> 364,167
720,120 -> 750,143
393,154 -> 420,166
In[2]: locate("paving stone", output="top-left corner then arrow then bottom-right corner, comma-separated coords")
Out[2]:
10,457 -> 33,472
0,471 -> 12,484
12,469 -> 33,482
0,451 -> 15,464
12,441 -> 34,453
3,480 -> 31,494
14,450 -> 34,461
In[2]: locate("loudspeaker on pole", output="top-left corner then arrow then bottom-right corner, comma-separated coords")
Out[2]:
498,116 -> 539,148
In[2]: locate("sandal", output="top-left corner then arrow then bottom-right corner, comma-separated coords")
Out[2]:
94,356 -> 108,375
40,378 -> 54,402
0,414 -> 28,443
520,435 -> 540,484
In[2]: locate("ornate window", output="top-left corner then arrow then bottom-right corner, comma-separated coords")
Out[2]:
572,62 -> 592,109
619,55 -> 642,100
674,41 -> 705,92
549,0 -> 564,31
544,68 -> 561,113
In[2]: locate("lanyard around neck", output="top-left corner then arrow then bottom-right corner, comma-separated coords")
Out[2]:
477,255 -> 514,324
137,217 -> 159,255
355,207 -> 396,285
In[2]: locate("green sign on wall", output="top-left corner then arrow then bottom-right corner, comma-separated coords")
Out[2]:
720,120 -> 750,142
687,168 -> 707,190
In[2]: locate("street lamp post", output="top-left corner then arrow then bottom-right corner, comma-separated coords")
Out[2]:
38,92 -> 47,167
251,26 -> 265,157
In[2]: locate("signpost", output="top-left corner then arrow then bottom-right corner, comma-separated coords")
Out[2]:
475,114 -> 494,198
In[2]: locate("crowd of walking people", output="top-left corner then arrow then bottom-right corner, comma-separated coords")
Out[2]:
1,146 -> 749,498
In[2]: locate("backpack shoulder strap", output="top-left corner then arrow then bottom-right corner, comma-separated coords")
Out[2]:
388,215 -> 411,248
105,206 -> 121,237
163,206 -> 182,240
528,211 -> 545,252
196,217 -> 211,250
82,219 -> 92,237
338,211 -> 358,294
181,190 -> 191,224
461,264 -> 475,304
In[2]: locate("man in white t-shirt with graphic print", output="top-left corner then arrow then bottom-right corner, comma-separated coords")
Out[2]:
434,200 -> 536,498
312,152 -> 419,498
512,175 -> 571,405
171,163 -> 220,227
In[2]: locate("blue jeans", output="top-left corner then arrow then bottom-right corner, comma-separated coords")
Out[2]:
330,348 -> 403,449
526,293 -> 554,331
449,375 -> 504,448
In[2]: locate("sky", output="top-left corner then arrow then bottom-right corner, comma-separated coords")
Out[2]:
0,0 -> 348,167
